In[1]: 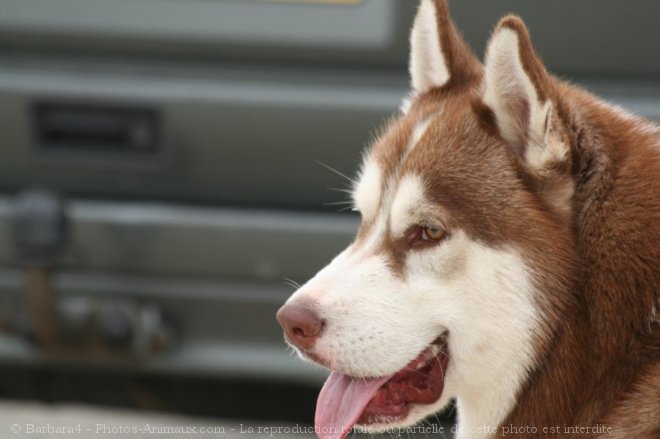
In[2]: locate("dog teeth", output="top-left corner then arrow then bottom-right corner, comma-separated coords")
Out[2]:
415,346 -> 440,369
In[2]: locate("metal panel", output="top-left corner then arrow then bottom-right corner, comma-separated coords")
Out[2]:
0,0 -> 658,384
0,198 -> 356,381
0,0 -> 396,46
0,61 -> 658,209
0,268 -> 327,383
0,0 -> 407,64
0,59 -> 405,208
0,198 -> 358,279
1,1 -> 659,75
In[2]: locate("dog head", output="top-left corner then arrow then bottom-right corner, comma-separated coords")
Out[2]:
278,1 -> 578,437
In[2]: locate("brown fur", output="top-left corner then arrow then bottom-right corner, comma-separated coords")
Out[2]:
431,0 -> 482,88
358,1 -> 659,436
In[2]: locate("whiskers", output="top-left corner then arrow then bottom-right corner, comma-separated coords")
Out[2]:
315,160 -> 357,185
282,277 -> 302,290
317,160 -> 357,212
322,201 -> 355,212
434,354 -> 447,384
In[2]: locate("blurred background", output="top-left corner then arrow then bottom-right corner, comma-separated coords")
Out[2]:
0,0 -> 658,437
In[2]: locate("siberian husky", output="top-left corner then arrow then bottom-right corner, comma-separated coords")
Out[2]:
277,1 -> 660,438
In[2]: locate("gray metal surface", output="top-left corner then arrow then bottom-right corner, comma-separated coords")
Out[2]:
0,198 -> 357,382
0,0 -> 396,48
0,61 -> 658,209
0,58 -> 403,208
0,198 -> 358,279
0,0 -> 412,65
0,0 -> 658,385
0,0 -> 659,76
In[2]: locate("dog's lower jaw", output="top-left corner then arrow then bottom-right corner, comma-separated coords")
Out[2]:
351,355 -> 531,439
352,350 -> 456,435
354,390 -> 455,434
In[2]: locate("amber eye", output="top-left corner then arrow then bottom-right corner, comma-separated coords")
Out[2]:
422,225 -> 446,242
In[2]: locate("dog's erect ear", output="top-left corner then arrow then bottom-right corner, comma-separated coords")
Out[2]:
409,0 -> 481,94
483,16 -> 570,172
484,17 -> 573,216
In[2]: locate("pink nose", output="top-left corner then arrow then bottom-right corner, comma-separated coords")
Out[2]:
276,302 -> 324,351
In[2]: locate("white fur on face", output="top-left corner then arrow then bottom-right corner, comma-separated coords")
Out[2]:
287,165 -> 542,435
410,0 -> 450,94
352,156 -> 382,222
438,239 -> 540,439
359,233 -> 540,438
390,174 -> 442,238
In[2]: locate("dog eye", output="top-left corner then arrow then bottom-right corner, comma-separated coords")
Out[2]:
422,226 -> 446,242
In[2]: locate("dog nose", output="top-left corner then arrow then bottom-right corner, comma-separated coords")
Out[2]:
276,302 -> 324,350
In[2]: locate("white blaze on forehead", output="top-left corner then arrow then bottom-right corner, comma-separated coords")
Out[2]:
400,113 -> 440,168
405,116 -> 434,156
390,174 -> 430,238
352,156 -> 382,222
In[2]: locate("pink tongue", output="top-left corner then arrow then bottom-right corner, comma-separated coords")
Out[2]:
315,372 -> 389,439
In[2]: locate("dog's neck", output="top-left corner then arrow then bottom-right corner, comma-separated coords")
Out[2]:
486,88 -> 660,438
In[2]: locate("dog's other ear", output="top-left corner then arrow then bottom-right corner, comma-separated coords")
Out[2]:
409,0 -> 481,94
484,17 -> 573,218
483,16 -> 569,172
